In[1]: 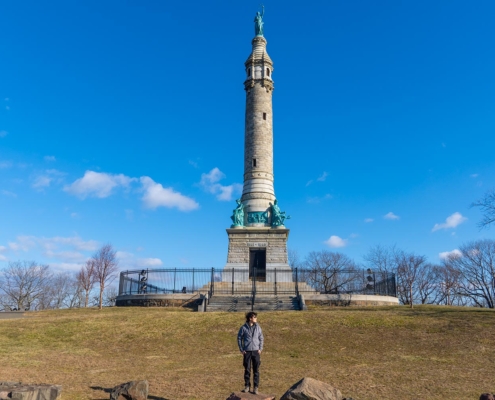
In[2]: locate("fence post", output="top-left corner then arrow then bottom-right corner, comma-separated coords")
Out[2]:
192,268 -> 195,293
295,268 -> 299,296
211,268 -> 215,297
119,272 -> 124,295
232,268 -> 234,295
274,268 -> 277,296
173,268 -> 176,293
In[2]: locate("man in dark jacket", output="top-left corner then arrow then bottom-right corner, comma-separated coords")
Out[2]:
237,311 -> 264,394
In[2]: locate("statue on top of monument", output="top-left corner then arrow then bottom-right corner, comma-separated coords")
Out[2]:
254,5 -> 265,36
231,199 -> 245,227
270,199 -> 291,227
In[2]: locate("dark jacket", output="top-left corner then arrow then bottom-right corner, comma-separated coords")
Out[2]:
238,322 -> 264,352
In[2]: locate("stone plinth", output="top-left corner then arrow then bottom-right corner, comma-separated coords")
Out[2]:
227,391 -> 275,400
224,227 -> 292,282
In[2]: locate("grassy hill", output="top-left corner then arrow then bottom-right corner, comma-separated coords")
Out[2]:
1,305 -> 494,399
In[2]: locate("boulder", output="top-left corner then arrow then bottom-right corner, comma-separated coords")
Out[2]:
226,392 -> 275,400
480,394 -> 495,400
0,381 -> 62,400
280,377 -> 342,400
110,380 -> 149,400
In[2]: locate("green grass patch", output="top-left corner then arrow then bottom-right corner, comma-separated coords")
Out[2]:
1,305 -> 494,399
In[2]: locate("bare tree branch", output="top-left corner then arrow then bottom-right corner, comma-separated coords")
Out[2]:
92,244 -> 119,310
471,189 -> 495,229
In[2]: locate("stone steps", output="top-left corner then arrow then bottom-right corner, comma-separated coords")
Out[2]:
206,295 -> 301,312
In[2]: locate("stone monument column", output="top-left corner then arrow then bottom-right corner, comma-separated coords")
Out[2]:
224,10 -> 292,283
241,35 -> 275,226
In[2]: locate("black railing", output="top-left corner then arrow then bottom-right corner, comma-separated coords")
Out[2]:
118,268 -> 396,297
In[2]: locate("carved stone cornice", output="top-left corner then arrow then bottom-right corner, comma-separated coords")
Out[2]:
244,78 -> 274,91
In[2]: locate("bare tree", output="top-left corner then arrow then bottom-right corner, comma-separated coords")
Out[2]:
415,263 -> 438,304
92,244 -> 119,310
472,189 -> 495,228
448,239 -> 495,308
102,286 -> 118,307
363,244 -> 398,274
434,263 -> 463,306
395,251 -> 427,308
0,261 -> 52,311
77,259 -> 97,307
303,251 -> 359,294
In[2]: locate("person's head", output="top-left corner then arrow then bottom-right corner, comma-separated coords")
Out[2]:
245,311 -> 258,324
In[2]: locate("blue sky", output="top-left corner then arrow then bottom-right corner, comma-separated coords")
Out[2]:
1,0 -> 494,273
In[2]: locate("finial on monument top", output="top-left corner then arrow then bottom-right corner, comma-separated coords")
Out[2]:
254,5 -> 265,37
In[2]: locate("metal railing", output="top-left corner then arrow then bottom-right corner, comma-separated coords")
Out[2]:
118,268 -> 396,298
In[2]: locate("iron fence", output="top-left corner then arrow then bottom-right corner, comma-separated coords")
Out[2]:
118,268 -> 396,297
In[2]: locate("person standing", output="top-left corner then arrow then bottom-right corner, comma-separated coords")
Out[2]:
238,311 -> 264,394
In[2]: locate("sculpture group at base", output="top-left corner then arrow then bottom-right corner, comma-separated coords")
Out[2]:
230,198 -> 290,228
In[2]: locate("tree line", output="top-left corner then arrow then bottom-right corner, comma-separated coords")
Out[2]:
290,238 -> 495,308
0,244 -> 119,311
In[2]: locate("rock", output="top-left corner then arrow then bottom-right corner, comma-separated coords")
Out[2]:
0,382 -> 62,400
280,377 -> 342,400
110,380 -> 149,400
226,392 -> 275,400
480,394 -> 495,400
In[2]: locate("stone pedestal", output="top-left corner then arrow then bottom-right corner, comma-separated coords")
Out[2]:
224,227 -> 292,282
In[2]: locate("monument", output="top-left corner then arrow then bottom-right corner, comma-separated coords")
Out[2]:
224,7 -> 292,283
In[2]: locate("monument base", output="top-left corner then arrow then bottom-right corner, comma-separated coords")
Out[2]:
223,227 -> 292,282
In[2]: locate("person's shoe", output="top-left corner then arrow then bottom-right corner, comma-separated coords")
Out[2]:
253,387 -> 259,395
241,386 -> 250,393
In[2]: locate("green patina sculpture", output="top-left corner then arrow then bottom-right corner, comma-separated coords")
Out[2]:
270,199 -> 291,227
254,5 -> 264,36
231,199 -> 245,227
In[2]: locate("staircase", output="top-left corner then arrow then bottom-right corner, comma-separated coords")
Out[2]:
206,295 -> 301,312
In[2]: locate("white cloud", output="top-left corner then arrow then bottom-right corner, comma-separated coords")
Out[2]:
2,190 -> 17,198
0,161 -> 12,169
324,235 -> 348,248
64,170 -> 136,199
188,160 -> 199,168
384,212 -> 400,220
439,249 -> 462,260
432,212 -> 467,232
364,218 -> 374,223
116,250 -> 163,269
32,169 -> 66,190
307,171 -> 329,186
0,130 -> 8,138
141,176 -> 199,211
199,167 -> 242,201
5,106 -> 10,111
44,156 -> 56,162
307,194 -> 332,204
317,171 -> 328,182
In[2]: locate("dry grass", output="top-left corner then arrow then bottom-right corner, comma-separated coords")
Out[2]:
1,305 -> 494,399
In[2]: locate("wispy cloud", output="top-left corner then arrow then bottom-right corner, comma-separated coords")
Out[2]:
324,235 -> 348,248
432,212 -> 467,232
306,171 -> 329,186
64,170 -> 136,199
364,218 -> 374,223
188,160 -> 199,168
116,250 -> 163,270
32,169 -> 66,190
439,249 -> 462,260
1,190 -> 17,198
0,130 -> 8,138
317,171 -> 328,182
307,194 -> 332,204
44,155 -> 56,162
199,167 -> 242,201
0,161 -> 12,169
140,176 -> 199,211
384,212 -> 400,220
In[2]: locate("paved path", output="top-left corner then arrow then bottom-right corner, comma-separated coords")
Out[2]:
0,312 -> 25,319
